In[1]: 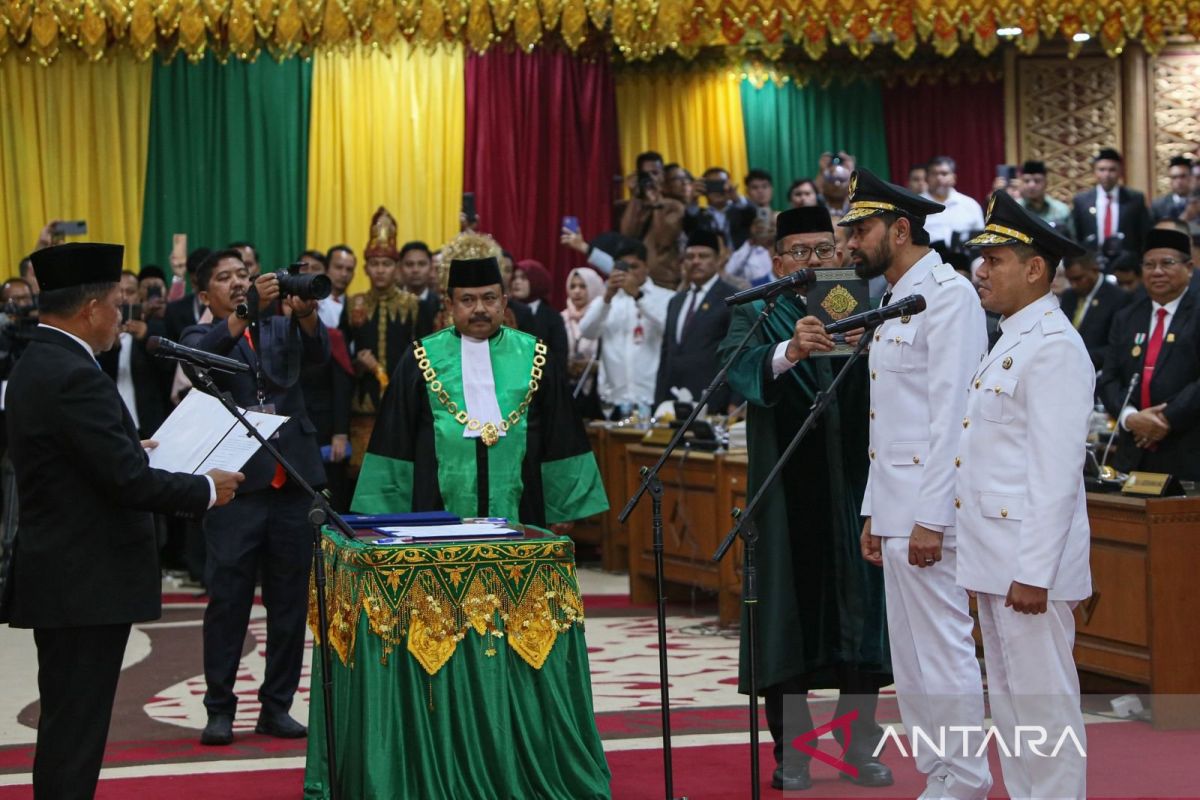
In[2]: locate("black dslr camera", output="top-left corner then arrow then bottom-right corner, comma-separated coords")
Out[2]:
277,262 -> 332,301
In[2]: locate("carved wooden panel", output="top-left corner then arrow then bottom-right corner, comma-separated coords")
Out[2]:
1152,50 -> 1200,197
1017,57 -> 1122,202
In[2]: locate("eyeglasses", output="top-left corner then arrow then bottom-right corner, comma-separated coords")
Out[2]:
1141,258 -> 1187,272
782,244 -> 837,261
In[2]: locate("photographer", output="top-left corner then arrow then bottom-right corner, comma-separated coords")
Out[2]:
0,278 -> 38,381
620,150 -> 686,289
3,243 -> 242,799
181,249 -> 330,747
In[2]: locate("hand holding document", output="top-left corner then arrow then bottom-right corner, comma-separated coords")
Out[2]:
147,390 -> 289,474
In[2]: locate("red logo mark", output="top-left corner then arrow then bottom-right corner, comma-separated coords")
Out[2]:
790,709 -> 859,779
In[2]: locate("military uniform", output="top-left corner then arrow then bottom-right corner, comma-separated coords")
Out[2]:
839,169 -> 993,800
958,190 -> 1093,799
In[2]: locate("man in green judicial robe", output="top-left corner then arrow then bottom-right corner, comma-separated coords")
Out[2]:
721,206 -> 892,791
352,256 -> 608,528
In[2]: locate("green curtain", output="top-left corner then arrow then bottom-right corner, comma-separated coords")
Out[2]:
740,79 -> 891,210
139,54 -> 312,275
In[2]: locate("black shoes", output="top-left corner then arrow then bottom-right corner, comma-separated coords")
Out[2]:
839,755 -> 894,787
771,763 -> 812,791
200,713 -> 234,746
255,710 -> 307,739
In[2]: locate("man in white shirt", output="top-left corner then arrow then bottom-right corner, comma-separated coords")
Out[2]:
959,190 -> 1094,800
318,245 -> 356,329
842,168 -> 992,800
578,240 -> 672,417
922,156 -> 986,247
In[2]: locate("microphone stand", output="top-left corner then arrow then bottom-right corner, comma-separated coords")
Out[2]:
710,327 -> 875,800
1100,373 -> 1139,480
617,295 -> 780,800
188,365 -> 346,800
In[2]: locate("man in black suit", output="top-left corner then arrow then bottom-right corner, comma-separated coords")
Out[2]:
655,229 -> 738,412
1071,148 -> 1152,257
1059,252 -> 1130,369
164,247 -> 212,342
1151,156 -> 1194,222
3,243 -> 242,800
1098,229 -> 1200,479
182,250 -> 330,746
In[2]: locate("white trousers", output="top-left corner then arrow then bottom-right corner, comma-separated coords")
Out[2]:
976,594 -> 1087,800
882,536 -> 992,800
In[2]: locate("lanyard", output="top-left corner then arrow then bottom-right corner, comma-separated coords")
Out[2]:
243,325 -> 268,408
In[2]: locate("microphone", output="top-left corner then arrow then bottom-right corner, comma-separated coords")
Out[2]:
1100,372 -> 1139,474
824,294 -> 927,335
725,268 -> 817,307
147,336 -> 251,374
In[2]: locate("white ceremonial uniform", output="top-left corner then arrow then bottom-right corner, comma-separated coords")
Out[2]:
862,250 -> 992,800
956,292 -> 1093,800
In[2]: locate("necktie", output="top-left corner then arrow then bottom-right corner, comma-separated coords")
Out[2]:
680,287 -> 700,342
1102,192 -> 1114,240
1140,307 -> 1168,409
881,291 -> 893,307
1071,297 -> 1088,329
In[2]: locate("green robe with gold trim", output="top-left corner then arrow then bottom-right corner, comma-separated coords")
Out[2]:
721,294 -> 890,694
352,326 -> 608,527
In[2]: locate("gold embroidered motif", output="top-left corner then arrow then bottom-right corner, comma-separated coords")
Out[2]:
820,284 -> 858,320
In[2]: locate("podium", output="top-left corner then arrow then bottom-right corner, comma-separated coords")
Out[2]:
1076,493 -> 1200,729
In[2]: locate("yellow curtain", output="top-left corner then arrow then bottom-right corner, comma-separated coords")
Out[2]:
615,68 -> 749,189
306,43 -> 466,296
0,54 -> 152,278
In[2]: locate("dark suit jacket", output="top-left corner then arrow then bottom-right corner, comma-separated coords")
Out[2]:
525,300 -> 570,369
1058,280 -> 1130,369
1071,186 -> 1152,255
1098,290 -> 1200,479
655,278 -> 738,410
299,327 -> 353,446
182,315 -> 330,493
97,332 -> 176,438
1151,193 -> 1189,222
164,294 -> 203,343
4,327 -> 211,627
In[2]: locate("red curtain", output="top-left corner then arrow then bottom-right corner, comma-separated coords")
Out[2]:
882,80 -> 1005,206
465,48 -> 619,310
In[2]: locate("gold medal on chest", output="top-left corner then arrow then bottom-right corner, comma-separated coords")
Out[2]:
481,422 -> 500,447
1131,345 -> 1142,358
1002,356 -> 1013,369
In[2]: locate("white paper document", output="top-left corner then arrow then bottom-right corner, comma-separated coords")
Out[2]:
375,522 -> 520,540
147,390 -> 289,474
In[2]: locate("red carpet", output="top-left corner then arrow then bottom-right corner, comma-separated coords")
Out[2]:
1,720 -> 1197,799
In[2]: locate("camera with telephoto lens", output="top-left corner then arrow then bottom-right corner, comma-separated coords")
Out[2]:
277,261 -> 332,301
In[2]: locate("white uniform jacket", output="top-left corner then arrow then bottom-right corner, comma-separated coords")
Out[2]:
862,251 -> 988,537
955,292 -> 1094,601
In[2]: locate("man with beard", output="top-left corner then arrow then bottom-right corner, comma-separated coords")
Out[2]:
840,168 -> 992,800
722,206 -> 892,791
352,257 -> 607,528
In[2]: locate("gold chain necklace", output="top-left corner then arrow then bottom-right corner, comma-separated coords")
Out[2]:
413,339 -> 547,447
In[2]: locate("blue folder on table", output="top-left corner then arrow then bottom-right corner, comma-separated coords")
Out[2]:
340,511 -> 461,529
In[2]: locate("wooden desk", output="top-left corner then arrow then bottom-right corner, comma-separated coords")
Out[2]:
1076,493 -> 1200,729
623,444 -> 747,625
572,425 -> 655,572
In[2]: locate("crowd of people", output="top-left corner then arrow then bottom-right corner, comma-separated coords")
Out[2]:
1,142 -> 1197,800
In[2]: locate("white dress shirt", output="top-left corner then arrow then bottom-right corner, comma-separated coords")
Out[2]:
725,241 -> 774,287
577,282 -> 672,407
115,331 -> 140,431
1119,289 -> 1188,429
922,188 -> 985,246
675,273 -> 720,344
318,294 -> 345,329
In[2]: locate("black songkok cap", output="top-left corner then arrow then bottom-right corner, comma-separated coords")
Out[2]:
775,206 -> 833,241
837,167 -> 945,227
966,190 -> 1085,260
1020,160 -> 1046,175
685,228 -> 722,253
1144,228 -> 1192,257
448,257 -> 503,289
29,243 -> 123,293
